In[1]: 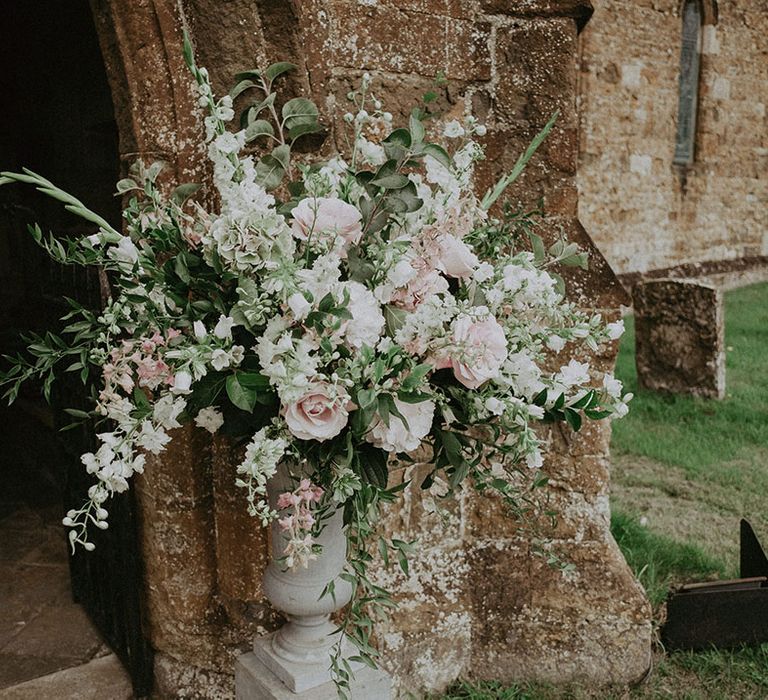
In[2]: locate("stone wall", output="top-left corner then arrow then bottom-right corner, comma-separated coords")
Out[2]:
577,0 -> 768,275
89,0 -> 651,696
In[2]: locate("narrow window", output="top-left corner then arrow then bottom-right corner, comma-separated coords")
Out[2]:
674,0 -> 702,165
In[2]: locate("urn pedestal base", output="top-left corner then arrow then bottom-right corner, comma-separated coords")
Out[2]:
236,637 -> 392,699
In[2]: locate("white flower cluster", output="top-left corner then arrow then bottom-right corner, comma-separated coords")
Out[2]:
235,428 -> 288,525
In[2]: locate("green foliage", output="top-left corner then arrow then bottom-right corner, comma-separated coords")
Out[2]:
611,510 -> 726,608
480,111 -> 559,211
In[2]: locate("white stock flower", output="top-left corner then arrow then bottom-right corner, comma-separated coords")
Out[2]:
153,395 -> 186,430
341,281 -> 385,349
606,320 -> 625,340
443,120 -> 465,138
547,335 -> 566,353
287,292 -> 311,320
195,406 -> 225,434
172,370 -> 193,394
603,373 -> 623,399
137,421 -> 171,455
214,315 -> 235,339
109,237 -> 139,265
556,360 -> 591,387
473,262 -> 494,283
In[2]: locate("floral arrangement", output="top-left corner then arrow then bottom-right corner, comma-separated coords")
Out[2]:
0,36 -> 630,688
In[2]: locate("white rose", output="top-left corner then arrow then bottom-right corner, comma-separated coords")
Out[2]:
366,398 -> 435,453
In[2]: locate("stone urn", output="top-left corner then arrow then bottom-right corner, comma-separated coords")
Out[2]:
235,463 -> 392,699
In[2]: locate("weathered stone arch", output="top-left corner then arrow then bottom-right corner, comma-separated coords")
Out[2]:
90,3 -> 274,696
82,1 -> 653,697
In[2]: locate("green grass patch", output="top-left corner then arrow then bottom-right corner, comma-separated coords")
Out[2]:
610,510 -> 726,607
611,283 -> 768,477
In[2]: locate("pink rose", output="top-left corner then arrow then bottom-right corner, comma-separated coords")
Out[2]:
291,197 -> 363,251
435,234 -> 478,279
283,383 -> 351,442
450,314 -> 508,389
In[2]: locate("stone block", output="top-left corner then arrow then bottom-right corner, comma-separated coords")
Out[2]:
323,1 -> 492,81
480,0 -> 594,31
633,279 -> 725,399
236,649 -> 391,699
493,18 -> 578,127
466,538 -> 652,685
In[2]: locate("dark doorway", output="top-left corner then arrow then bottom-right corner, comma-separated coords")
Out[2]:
0,1 -> 152,694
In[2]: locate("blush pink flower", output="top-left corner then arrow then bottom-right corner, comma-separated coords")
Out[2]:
390,259 -> 449,310
283,383 -> 351,442
290,197 -> 363,252
449,314 -> 508,389
435,233 -> 478,279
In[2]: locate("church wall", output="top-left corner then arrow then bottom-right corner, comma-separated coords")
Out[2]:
577,0 -> 768,275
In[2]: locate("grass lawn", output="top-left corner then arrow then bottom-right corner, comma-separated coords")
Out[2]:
442,282 -> 768,699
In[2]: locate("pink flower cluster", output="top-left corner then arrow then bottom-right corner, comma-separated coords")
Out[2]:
276,478 -> 324,569
101,329 -> 182,402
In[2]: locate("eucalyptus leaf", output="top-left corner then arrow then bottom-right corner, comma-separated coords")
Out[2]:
116,178 -> 138,194
422,143 -> 452,170
264,61 -> 297,83
245,119 -> 275,142
409,111 -> 425,144
371,173 -> 410,189
230,79 -> 257,99
255,154 -> 286,190
282,97 -> 319,130
271,144 -> 291,170
171,182 -> 201,206
288,122 -> 323,142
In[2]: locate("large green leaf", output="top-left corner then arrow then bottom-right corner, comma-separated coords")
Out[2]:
358,444 -> 389,489
245,119 -> 274,143
264,62 -> 297,83
226,373 -> 258,413
255,153 -> 286,190
282,97 -> 319,130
